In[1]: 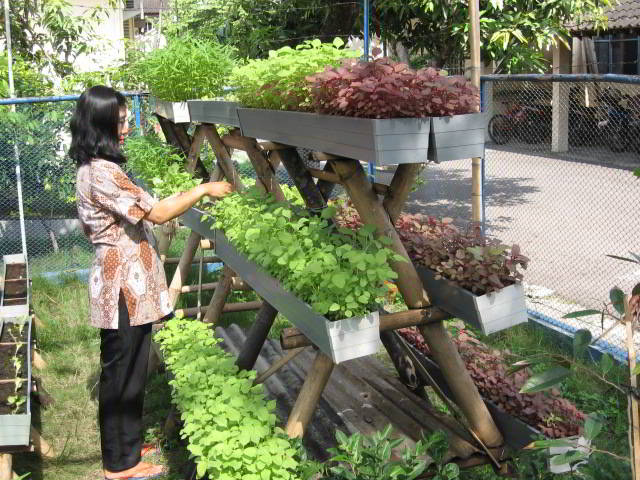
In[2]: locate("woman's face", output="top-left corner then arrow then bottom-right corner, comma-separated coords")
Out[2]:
118,107 -> 129,145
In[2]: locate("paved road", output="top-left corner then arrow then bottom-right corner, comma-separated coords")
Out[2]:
404,147 -> 640,319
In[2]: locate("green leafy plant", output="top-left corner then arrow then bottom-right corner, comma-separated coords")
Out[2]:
323,426 -> 458,480
6,394 -> 25,414
124,134 -> 201,199
229,38 -> 360,111
155,318 -> 299,480
134,37 -> 235,102
207,187 -> 404,320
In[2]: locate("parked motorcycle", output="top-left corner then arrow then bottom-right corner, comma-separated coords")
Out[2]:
488,103 -> 551,145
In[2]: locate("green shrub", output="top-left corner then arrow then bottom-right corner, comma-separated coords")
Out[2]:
206,187 -> 403,321
155,318 -> 299,480
229,38 -> 359,111
123,134 -> 201,198
134,37 -> 235,102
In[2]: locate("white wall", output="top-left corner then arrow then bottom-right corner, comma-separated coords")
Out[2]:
69,0 -> 125,72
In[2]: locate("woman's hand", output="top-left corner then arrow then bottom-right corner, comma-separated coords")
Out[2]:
204,181 -> 234,199
145,182 -> 233,225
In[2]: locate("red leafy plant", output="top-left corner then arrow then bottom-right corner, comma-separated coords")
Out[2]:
334,200 -> 528,295
396,214 -> 529,295
398,327 -> 586,438
306,56 -> 480,118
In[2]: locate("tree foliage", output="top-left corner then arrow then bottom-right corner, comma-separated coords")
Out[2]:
0,0 -> 115,78
376,0 -> 613,73
161,0 -> 361,59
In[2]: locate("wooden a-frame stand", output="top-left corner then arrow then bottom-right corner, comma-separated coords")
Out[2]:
154,114 -> 506,467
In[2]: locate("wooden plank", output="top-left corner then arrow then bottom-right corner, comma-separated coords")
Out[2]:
253,348 -> 305,385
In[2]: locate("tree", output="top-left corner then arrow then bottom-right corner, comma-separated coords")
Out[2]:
375,0 -> 613,73
161,0 -> 362,59
0,0 -> 115,78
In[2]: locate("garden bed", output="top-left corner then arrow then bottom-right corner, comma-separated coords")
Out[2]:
398,327 -> 585,441
0,316 -> 32,447
180,207 -> 382,363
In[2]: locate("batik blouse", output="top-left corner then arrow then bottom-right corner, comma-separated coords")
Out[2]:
76,159 -> 173,329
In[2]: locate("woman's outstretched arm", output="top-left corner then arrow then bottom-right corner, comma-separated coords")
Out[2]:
145,182 -> 233,224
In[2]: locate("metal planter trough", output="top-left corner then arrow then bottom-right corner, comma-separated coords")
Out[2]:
1,254 -> 29,321
428,113 -> 485,162
213,229 -> 381,363
187,100 -> 240,127
417,267 -> 527,335
237,108 -> 430,166
0,316 -> 32,447
154,98 -> 191,124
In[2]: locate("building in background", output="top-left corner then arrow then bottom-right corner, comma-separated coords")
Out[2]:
571,0 -> 640,74
123,0 -> 166,51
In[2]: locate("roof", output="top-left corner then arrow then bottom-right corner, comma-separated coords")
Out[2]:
571,0 -> 640,33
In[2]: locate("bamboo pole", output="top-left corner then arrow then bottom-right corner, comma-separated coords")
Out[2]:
0,454 -> 9,480
164,255 -> 220,265
273,149 -> 327,210
330,158 -> 503,447
168,231 -> 201,307
329,159 -> 428,308
180,278 -> 249,294
383,164 -> 423,224
202,125 -> 246,192
235,303 -> 279,370
253,348 -> 305,385
625,295 -> 640,480
175,300 -> 263,318
285,351 -> 334,438
202,266 -> 235,324
223,135 -> 286,202
469,0 -> 482,223
186,125 -> 207,173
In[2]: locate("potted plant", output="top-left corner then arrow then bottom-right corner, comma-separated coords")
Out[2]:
187,187 -> 404,362
233,45 -> 483,165
0,315 -> 32,447
336,203 -> 528,335
134,37 -> 235,124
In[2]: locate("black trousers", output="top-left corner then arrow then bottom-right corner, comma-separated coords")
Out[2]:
99,293 -> 152,472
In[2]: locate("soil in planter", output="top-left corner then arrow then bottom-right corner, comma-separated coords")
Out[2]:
398,327 -> 585,438
0,324 -> 28,415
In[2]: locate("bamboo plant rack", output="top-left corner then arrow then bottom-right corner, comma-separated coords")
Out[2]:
153,111 -> 516,470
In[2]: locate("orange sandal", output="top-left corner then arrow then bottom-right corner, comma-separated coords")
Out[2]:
104,462 -> 166,480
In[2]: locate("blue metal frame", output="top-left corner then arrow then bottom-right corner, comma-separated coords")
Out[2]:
362,0 -> 376,183
481,73 -> 640,85
0,91 -> 147,105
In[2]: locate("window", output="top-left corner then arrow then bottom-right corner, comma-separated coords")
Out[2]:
125,0 -> 135,8
594,33 -> 640,74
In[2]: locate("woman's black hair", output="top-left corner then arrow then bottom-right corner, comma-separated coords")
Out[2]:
69,86 -> 127,166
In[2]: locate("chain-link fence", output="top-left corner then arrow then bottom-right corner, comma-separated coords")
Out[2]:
0,95 -> 151,279
412,75 -> 640,357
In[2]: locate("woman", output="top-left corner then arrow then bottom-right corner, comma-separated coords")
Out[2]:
70,86 -> 232,480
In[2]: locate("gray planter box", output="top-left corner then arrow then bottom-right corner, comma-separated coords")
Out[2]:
187,100 -> 240,127
154,98 -> 191,124
417,267 -> 527,335
1,254 -> 29,320
0,315 -> 32,447
428,113 -> 485,162
215,230 -> 381,363
237,108 -> 430,166
179,207 -> 382,363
